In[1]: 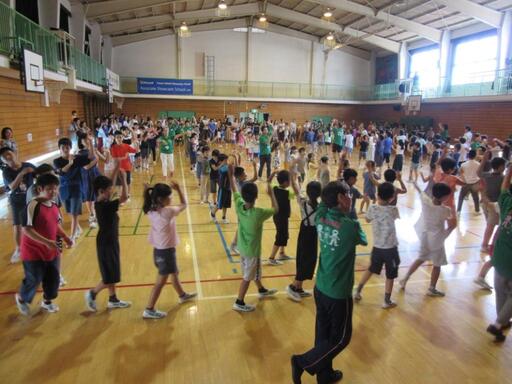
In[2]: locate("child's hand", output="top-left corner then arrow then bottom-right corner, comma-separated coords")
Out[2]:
45,240 -> 59,250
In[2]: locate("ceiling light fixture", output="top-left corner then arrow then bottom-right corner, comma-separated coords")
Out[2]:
180,22 -> 188,31
218,0 -> 227,10
326,32 -> 334,41
259,14 -> 267,22
323,9 -> 333,18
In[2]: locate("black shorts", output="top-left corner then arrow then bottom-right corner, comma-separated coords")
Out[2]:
217,188 -> 232,209
369,247 -> 400,279
383,153 -> 391,163
153,248 -> 178,275
115,171 -> 131,186
210,178 -> 218,194
332,143 -> 342,153
10,199 -> 26,226
273,215 -> 289,246
97,241 -> 121,284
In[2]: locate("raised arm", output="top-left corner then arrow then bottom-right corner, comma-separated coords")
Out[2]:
477,150 -> 492,178
169,181 -> 187,212
228,164 -> 238,193
267,172 -> 279,214
247,159 -> 258,183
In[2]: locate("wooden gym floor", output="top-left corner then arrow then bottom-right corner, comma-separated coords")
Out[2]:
0,147 -> 510,384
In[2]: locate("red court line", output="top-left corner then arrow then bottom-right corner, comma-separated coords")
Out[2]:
0,259 -> 482,297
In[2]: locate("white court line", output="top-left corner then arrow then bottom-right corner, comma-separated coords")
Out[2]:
198,275 -> 477,301
178,152 -> 203,298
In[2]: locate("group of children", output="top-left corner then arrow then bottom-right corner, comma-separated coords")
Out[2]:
2,114 -> 512,384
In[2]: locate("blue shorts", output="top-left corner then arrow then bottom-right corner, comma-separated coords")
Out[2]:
64,196 -> 82,215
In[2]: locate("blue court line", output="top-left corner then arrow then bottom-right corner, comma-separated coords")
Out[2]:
213,219 -> 236,263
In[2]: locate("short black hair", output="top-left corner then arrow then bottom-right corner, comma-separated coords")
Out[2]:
234,166 -> 245,178
378,182 -> 395,201
241,182 -> 258,203
218,154 -> 228,161
58,137 -> 72,147
277,170 -> 290,184
491,157 -> 506,170
93,175 -> 113,194
35,163 -> 54,176
212,149 -> 220,157
320,156 -> 329,164
36,173 -> 59,188
432,182 -> 451,199
440,157 -> 457,173
113,130 -> 123,136
383,169 -> 396,182
306,181 -> 322,208
468,149 -> 477,159
343,168 -> 357,181
0,146 -> 13,158
321,181 -> 349,208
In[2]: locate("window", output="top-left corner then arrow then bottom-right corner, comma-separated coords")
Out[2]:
408,46 -> 440,89
16,0 -> 39,23
451,32 -> 498,85
84,26 -> 91,56
59,5 -> 71,33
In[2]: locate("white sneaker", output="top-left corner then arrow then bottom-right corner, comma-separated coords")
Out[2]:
399,278 -> 407,290
277,254 -> 293,261
178,292 -> 197,304
267,259 -> 283,266
10,248 -> 20,264
221,218 -> 230,224
426,287 -> 445,297
230,245 -> 240,255
353,290 -> 362,301
107,300 -> 132,309
142,309 -> 167,319
84,290 -> 97,312
232,302 -> 256,312
76,226 -> 83,237
89,219 -> 98,229
59,275 -> 67,287
258,288 -> 278,298
474,277 -> 493,291
382,301 -> 397,309
286,285 -> 302,302
15,294 -> 30,316
41,301 -> 60,313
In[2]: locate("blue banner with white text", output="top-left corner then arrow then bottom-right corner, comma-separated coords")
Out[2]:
137,78 -> 193,95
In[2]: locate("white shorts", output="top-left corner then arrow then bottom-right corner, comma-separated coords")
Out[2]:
240,256 -> 261,281
417,240 -> 447,267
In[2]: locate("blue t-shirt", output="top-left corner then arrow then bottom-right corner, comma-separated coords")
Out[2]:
383,137 -> 393,154
53,155 -> 91,200
218,164 -> 230,190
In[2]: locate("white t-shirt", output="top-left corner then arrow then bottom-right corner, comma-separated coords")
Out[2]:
460,159 -> 480,184
414,192 -> 452,252
464,131 -> 473,143
345,134 -> 354,149
366,204 -> 400,249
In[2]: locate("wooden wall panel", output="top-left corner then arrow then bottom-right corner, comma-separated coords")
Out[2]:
358,101 -> 512,140
115,98 -> 361,124
0,76 -> 84,160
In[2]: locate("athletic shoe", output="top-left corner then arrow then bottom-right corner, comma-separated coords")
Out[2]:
107,300 -> 131,309
426,287 -> 445,297
291,355 -> 304,384
142,309 -> 167,319
297,289 -> 312,298
474,211 -> 481,216
84,290 -> 97,312
41,302 -> 60,313
328,370 -> 343,383
221,218 -> 230,224
232,302 -> 256,312
88,215 -> 98,229
399,278 -> 407,290
15,294 -> 30,316
286,285 -> 302,302
59,275 -> 67,287
230,245 -> 240,255
353,290 -> 362,301
258,288 -> 278,298
277,254 -> 293,261
486,324 -> 506,342
474,277 -> 493,291
76,226 -> 83,237
382,301 -> 397,309
267,259 -> 283,266
10,248 -> 20,264
178,292 -> 197,304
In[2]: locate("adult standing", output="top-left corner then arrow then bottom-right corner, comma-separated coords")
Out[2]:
258,127 -> 272,179
457,149 -> 481,214
291,181 -> 367,384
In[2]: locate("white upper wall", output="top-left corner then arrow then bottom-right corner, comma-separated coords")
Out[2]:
112,29 -> 371,86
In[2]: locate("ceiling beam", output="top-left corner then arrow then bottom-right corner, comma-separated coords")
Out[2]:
265,4 -> 399,52
111,29 -> 173,46
311,0 -> 442,42
101,3 -> 259,35
85,0 -> 176,19
434,0 -> 503,28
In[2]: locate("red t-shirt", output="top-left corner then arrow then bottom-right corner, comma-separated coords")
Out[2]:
20,199 -> 61,261
433,168 -> 460,210
110,143 -> 137,171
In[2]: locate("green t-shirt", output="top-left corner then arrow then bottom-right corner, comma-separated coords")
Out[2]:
259,134 -> 271,156
160,131 -> 176,154
234,192 -> 275,258
492,190 -> 512,279
470,141 -> 481,151
333,127 -> 344,146
267,124 -> 273,135
315,203 -> 368,299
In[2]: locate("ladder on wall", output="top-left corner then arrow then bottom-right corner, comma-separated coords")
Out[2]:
206,55 -> 215,96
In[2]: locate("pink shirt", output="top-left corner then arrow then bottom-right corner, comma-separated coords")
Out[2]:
147,206 -> 181,249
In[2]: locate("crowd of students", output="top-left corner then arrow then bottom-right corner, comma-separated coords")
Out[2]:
1,113 -> 512,384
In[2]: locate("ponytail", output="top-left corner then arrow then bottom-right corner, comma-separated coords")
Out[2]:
143,183 -> 173,213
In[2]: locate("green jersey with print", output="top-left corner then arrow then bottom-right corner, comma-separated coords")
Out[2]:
315,203 -> 367,299
333,127 -> 345,146
160,131 -> 176,154
492,190 -> 512,279
259,134 -> 271,156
